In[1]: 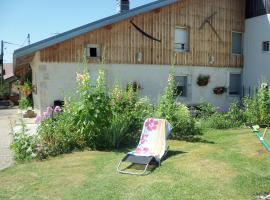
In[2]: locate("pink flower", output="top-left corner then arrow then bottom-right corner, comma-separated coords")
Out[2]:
47,106 -> 53,112
35,115 -> 42,124
54,106 -> 61,113
145,119 -> 159,131
43,111 -> 50,119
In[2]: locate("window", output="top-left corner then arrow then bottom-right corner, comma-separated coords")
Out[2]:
262,41 -> 270,52
174,27 -> 189,52
232,32 -> 243,55
229,73 -> 241,95
175,76 -> 188,97
86,44 -> 101,58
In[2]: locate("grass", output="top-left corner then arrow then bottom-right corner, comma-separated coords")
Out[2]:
0,128 -> 270,200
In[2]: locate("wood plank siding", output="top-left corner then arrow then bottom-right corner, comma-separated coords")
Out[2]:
39,0 -> 245,68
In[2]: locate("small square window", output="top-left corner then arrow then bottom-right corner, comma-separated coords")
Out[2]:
86,44 -> 101,58
90,48 -> 97,57
229,73 -> 241,95
175,76 -> 188,97
232,32 -> 243,55
262,41 -> 269,52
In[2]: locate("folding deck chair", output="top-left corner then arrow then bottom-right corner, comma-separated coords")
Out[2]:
247,124 -> 270,153
117,118 -> 171,176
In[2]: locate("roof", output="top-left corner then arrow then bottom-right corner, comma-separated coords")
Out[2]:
3,63 -> 14,80
13,0 -> 178,61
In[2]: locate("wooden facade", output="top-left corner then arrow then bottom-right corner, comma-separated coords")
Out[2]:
25,0 -> 246,68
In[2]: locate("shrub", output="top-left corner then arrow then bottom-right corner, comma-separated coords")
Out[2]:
10,119 -> 40,161
243,83 -> 270,124
156,73 -> 202,139
102,83 -> 154,149
201,101 -> 245,129
197,102 -> 217,119
18,96 -> 30,110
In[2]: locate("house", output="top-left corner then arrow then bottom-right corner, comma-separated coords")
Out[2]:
3,63 -> 18,96
14,0 -> 250,114
243,0 -> 270,95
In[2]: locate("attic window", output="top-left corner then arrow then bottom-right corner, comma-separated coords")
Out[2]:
174,27 -> 189,52
262,41 -> 270,52
87,44 -> 101,58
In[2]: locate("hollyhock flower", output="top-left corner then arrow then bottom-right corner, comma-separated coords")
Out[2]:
54,106 -> 61,113
35,115 -> 42,124
43,111 -> 51,119
47,106 -> 53,113
145,119 -> 159,131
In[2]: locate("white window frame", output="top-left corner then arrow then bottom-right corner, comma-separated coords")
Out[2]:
174,26 -> 189,53
229,73 -> 242,96
86,44 -> 101,58
231,31 -> 243,56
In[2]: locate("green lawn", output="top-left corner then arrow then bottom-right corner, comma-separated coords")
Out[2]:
1,128 -> 270,200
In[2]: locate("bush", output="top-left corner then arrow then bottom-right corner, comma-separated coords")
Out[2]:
201,101 -> 245,129
156,74 -> 202,139
102,83 -> 154,149
18,96 -> 30,110
10,119 -> 42,161
197,102 -> 217,119
243,84 -> 270,124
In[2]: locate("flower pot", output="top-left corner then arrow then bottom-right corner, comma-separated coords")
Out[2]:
197,75 -> 210,86
213,87 -> 227,95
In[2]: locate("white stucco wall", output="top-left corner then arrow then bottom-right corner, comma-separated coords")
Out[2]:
243,14 -> 270,90
31,61 -> 242,114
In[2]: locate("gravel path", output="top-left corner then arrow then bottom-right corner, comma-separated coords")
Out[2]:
0,108 -> 19,170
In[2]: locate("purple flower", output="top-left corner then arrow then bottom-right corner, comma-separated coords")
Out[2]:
54,106 -> 61,113
43,111 -> 51,119
35,115 -> 42,124
47,106 -> 53,113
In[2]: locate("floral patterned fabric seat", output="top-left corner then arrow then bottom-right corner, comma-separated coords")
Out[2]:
129,118 -> 171,162
117,118 -> 171,175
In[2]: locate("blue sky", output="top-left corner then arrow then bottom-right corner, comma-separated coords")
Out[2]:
1,0 -> 155,63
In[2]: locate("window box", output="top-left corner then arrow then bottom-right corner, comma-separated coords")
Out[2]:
197,74 -> 210,86
213,87 -> 227,95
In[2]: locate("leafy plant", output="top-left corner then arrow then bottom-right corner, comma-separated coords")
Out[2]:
197,102 -> 217,118
10,118 -> 39,161
213,87 -> 227,95
17,81 -> 32,97
156,73 -> 202,139
243,83 -> 270,124
18,96 -> 30,110
0,82 -> 9,98
197,74 -> 210,86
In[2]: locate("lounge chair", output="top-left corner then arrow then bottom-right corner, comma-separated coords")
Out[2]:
247,124 -> 270,153
117,118 -> 171,176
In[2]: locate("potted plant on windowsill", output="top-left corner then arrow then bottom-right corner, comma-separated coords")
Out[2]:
17,81 -> 32,97
197,74 -> 210,86
213,87 -> 227,95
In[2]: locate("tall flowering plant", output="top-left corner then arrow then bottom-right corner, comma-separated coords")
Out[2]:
35,106 -> 62,124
